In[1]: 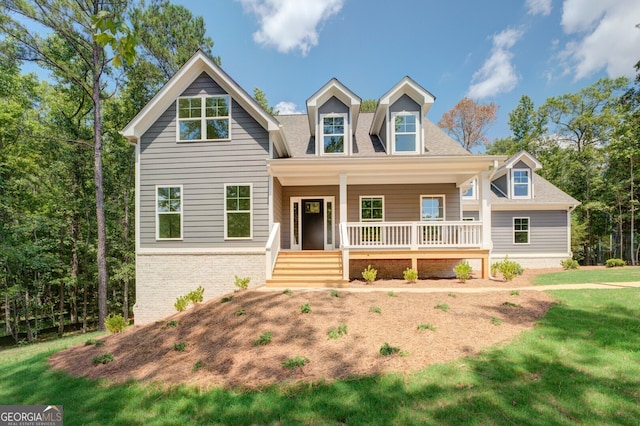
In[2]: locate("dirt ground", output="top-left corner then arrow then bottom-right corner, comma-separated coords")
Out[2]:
49,268 -> 562,389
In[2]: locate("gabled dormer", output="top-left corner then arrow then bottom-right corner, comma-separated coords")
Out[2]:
370,77 -> 435,155
306,79 -> 361,156
492,151 -> 542,199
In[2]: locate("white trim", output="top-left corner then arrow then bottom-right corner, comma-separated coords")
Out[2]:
513,216 -> 530,245
359,195 -> 385,222
319,112 -> 348,156
511,168 -> 531,199
176,95 -> 231,142
224,183 -> 253,240
491,252 -> 571,259
155,184 -> 183,241
390,111 -> 420,154
462,178 -> 477,200
420,194 -> 446,221
138,247 -> 265,255
135,142 -> 141,252
290,196 -> 335,250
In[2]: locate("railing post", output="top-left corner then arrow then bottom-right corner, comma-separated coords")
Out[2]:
340,222 -> 350,281
410,222 -> 418,250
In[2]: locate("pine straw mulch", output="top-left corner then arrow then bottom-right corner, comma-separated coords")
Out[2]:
49,269 -> 562,390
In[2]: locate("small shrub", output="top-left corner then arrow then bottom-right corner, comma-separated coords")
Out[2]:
490,317 -> 502,326
387,291 -> 397,297
166,320 -> 180,328
369,306 -> 381,314
328,323 -> 348,339
362,265 -> 377,283
300,303 -> 311,314
417,323 -> 436,331
561,258 -> 580,270
92,353 -> 114,365
330,290 -> 340,298
281,356 -> 309,371
235,309 -> 246,316
192,360 -> 203,372
104,313 -> 127,333
502,301 -> 521,308
403,267 -> 418,283
84,339 -> 105,347
221,295 -> 234,303
510,290 -> 520,296
234,275 -> 251,290
379,342 -> 400,356
173,341 -> 187,352
434,303 -> 449,312
174,295 -> 189,312
605,258 -> 626,268
453,260 -> 473,282
492,256 -> 523,281
283,289 -> 293,296
253,331 -> 272,346
448,293 -> 457,298
187,286 -> 205,305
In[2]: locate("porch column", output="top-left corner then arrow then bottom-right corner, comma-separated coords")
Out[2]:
479,172 -> 492,278
339,174 -> 347,223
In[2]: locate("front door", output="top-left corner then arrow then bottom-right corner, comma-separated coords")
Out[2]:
302,199 -> 324,250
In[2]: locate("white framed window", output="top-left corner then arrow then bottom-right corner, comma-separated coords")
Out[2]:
177,95 -> 230,141
463,179 -> 477,199
156,185 -> 183,240
513,217 -> 530,244
391,111 -> 419,153
224,184 -> 252,239
360,196 -> 384,222
512,169 -> 531,199
320,113 -> 347,154
420,195 -> 445,221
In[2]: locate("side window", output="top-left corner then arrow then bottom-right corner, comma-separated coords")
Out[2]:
177,95 -> 230,141
513,217 -> 529,244
420,195 -> 445,221
360,196 -> 384,222
156,186 -> 182,240
512,169 -> 530,198
225,184 -> 252,239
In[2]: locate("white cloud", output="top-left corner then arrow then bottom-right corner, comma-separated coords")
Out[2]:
559,0 -> 640,79
237,0 -> 344,55
275,101 -> 303,115
467,28 -> 524,99
526,0 -> 552,16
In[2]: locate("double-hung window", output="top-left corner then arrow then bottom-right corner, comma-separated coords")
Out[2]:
512,169 -> 531,198
225,184 -> 252,239
392,111 -> 419,153
321,114 -> 346,154
156,186 -> 182,240
177,95 -> 230,141
513,217 -> 529,244
420,195 -> 445,221
360,196 -> 384,222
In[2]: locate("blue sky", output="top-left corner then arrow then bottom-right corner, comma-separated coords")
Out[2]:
172,0 -> 639,143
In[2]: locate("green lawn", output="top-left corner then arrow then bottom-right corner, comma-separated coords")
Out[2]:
534,266 -> 640,285
2,289 -> 640,425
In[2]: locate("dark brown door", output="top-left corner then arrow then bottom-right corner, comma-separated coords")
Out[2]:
302,199 -> 324,250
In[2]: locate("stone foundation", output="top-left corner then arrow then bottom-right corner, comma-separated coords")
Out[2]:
134,252 -> 266,325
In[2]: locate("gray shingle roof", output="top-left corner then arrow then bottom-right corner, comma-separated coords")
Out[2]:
491,173 -> 580,206
277,112 -> 469,157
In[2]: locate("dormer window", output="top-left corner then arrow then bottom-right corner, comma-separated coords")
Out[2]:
321,113 -> 347,154
392,111 -> 419,153
512,169 -> 531,198
177,95 -> 230,141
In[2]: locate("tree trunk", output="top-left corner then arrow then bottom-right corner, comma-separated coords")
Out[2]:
93,32 -> 108,331
4,293 -> 12,337
70,213 -> 79,324
631,156 -> 636,266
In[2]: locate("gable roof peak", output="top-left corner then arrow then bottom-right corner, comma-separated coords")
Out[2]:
306,78 -> 362,136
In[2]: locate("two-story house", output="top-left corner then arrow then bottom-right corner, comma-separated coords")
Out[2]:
122,51 -> 579,324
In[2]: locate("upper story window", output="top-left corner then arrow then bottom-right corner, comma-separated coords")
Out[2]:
156,186 -> 182,240
360,196 -> 384,222
512,169 -> 531,198
392,112 -> 419,153
321,114 -> 346,154
420,195 -> 445,221
177,95 -> 230,141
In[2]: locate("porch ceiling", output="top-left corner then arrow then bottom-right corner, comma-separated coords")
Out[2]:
267,156 -> 501,186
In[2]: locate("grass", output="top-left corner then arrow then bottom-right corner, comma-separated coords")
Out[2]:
1,289 -> 640,425
534,266 -> 640,285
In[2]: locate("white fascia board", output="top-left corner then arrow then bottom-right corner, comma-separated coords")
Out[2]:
503,150 -> 543,171
491,203 -> 578,211
306,78 -> 361,136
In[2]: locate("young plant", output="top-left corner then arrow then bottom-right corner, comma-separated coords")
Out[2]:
453,260 -> 472,283
85,339 -> 105,347
605,258 -> 626,268
281,356 -> 309,371
187,286 -> 204,305
491,256 -> 524,281
235,309 -> 246,316
234,275 -> 251,290
502,301 -> 521,308
283,289 -> 293,296
434,303 -> 450,312
490,317 -> 503,326
327,323 -> 348,339
300,303 -> 311,314
221,295 -> 234,303
166,320 -> 180,328
192,360 -> 203,372
417,323 -> 436,331
104,313 -> 127,333
174,295 -> 189,312
369,306 -> 382,314
403,267 -> 418,283
330,290 -> 340,298
92,353 -> 114,365
510,290 -> 520,296
173,341 -> 187,351
362,264 -> 378,283
561,258 -> 580,270
253,331 -> 272,346
379,342 -> 400,356
387,291 -> 397,297
447,293 -> 457,298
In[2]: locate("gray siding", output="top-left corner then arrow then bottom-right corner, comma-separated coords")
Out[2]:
273,177 -> 283,226
494,174 -> 508,196
491,210 -> 568,254
318,96 -> 348,115
463,211 -> 480,221
139,72 -> 270,248
389,94 -> 420,113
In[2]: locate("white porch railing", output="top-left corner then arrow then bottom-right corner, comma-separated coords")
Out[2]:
343,221 -> 482,249
265,222 -> 281,280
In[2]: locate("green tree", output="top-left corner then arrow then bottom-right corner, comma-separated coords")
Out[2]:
253,87 -> 276,115
360,99 -> 378,113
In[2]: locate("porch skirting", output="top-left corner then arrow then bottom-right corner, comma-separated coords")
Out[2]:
134,252 -> 266,325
